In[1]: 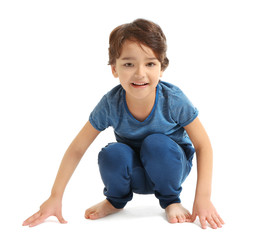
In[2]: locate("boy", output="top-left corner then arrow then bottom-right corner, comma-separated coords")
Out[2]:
23,19 -> 224,229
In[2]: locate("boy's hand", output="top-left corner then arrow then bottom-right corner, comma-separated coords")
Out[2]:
191,198 -> 224,229
22,196 -> 67,227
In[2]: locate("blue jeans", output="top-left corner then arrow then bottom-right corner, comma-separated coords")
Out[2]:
98,134 -> 193,209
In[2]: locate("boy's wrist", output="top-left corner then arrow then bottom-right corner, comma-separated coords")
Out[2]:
194,192 -> 211,202
195,180 -> 212,201
50,191 -> 63,200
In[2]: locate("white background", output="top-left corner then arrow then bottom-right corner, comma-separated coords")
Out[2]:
1,0 -> 262,239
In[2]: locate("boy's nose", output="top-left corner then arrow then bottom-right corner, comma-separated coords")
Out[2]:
135,66 -> 145,79
134,74 -> 145,79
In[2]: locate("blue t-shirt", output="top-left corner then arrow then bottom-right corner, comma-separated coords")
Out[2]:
89,81 -> 198,160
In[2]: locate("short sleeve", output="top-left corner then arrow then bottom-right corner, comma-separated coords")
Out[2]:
89,95 -> 111,131
171,89 -> 199,127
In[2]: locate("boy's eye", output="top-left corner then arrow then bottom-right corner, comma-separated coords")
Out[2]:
123,63 -> 134,67
147,62 -> 156,67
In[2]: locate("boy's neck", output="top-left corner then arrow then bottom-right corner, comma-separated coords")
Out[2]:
125,89 -> 156,107
125,89 -> 156,122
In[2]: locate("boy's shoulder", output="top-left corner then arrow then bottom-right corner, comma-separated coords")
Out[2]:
159,81 -> 184,98
105,84 -> 123,96
102,84 -> 124,105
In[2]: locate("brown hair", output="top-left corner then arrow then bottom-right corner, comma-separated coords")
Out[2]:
108,19 -> 169,71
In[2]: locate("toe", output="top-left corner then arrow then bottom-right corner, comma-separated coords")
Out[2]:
85,209 -> 94,219
169,217 -> 178,224
85,212 -> 90,219
178,215 -> 185,223
185,213 -> 192,222
89,212 -> 100,220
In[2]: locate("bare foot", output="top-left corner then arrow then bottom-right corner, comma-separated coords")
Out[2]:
85,199 -> 122,220
165,203 -> 192,223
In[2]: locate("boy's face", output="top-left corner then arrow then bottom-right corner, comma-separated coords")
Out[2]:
111,40 -> 163,102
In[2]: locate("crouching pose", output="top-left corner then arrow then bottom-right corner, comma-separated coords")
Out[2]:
23,19 -> 224,229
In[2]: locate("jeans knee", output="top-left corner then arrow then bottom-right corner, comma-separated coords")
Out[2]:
141,134 -> 184,163
98,143 -> 134,170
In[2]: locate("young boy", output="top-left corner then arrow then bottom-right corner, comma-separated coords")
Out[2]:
23,19 -> 224,229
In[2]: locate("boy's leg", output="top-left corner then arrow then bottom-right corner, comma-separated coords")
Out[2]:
98,142 -> 136,209
140,134 -> 193,209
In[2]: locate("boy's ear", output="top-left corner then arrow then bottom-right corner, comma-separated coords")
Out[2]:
111,65 -> 118,78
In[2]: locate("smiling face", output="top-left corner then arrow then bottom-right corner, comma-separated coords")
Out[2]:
111,40 -> 164,103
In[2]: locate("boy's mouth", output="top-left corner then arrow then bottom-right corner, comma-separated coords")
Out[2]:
131,82 -> 148,86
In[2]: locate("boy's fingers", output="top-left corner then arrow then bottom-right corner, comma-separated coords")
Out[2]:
217,214 -> 225,225
23,212 -> 41,226
199,217 -> 207,229
59,218 -> 67,224
211,214 -> 222,228
57,213 -> 67,224
29,214 -> 48,227
207,217 -> 217,229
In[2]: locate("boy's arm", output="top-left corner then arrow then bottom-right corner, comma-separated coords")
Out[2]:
23,121 -> 100,227
184,117 -> 224,229
51,121 -> 100,199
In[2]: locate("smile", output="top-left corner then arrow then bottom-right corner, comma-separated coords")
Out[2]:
131,82 -> 149,86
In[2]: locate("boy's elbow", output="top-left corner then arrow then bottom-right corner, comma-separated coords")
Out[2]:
195,141 -> 213,156
67,143 -> 86,160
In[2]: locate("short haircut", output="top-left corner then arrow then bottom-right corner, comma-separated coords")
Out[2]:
108,19 -> 169,71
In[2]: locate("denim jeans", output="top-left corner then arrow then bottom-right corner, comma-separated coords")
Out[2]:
98,133 -> 193,209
